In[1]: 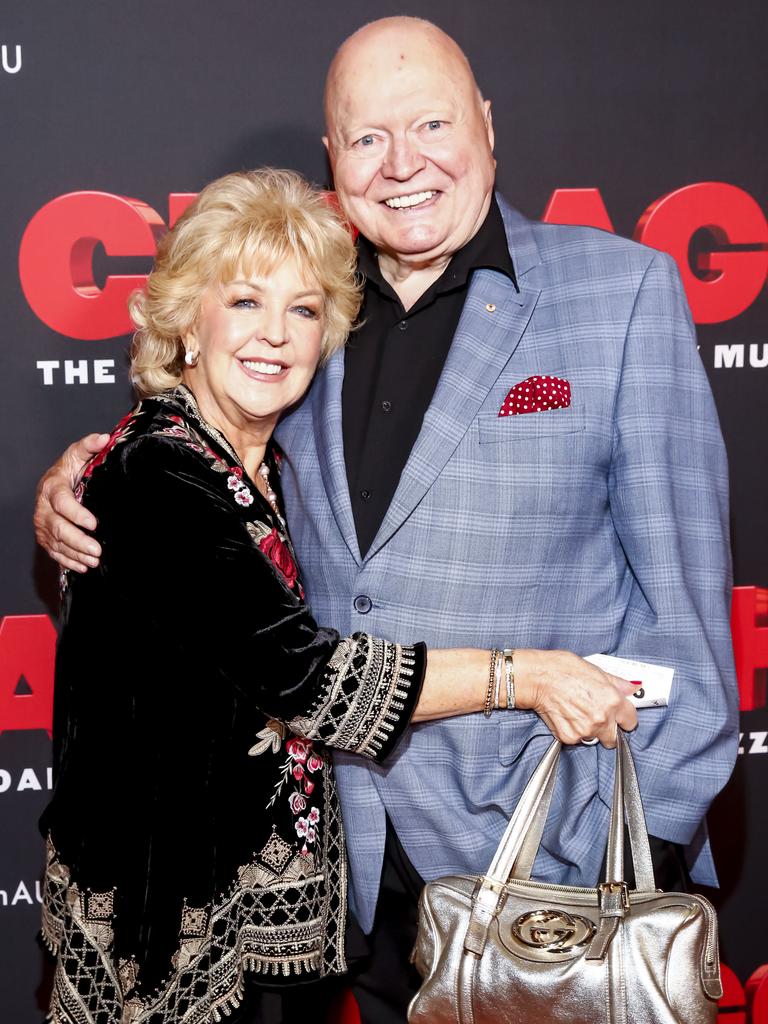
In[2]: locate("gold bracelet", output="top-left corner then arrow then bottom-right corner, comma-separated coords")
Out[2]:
484,649 -> 500,718
503,648 -> 515,709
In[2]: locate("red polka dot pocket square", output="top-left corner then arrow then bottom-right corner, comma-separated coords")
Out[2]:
498,375 -> 571,416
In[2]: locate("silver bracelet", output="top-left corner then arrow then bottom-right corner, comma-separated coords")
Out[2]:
503,648 -> 515,709
493,647 -> 503,712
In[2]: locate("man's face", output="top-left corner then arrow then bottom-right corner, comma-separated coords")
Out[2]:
324,31 -> 496,266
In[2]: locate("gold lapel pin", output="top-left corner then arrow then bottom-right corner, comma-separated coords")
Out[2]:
485,303 -> 496,312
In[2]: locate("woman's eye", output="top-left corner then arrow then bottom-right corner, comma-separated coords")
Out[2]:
292,305 -> 320,320
231,297 -> 257,309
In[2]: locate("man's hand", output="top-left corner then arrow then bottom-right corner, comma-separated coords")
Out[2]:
515,649 -> 638,748
33,433 -> 111,573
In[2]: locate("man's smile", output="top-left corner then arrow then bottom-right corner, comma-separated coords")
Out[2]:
383,190 -> 438,210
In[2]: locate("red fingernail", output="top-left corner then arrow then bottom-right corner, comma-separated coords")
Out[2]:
630,681 -> 642,686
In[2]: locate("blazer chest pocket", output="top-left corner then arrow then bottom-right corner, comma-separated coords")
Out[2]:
477,406 -> 585,444
473,406 -> 587,519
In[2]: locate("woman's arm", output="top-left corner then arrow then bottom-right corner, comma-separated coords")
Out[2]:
414,648 -> 637,747
91,435 -> 637,756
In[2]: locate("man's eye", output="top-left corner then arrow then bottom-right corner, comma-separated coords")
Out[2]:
426,120 -> 443,130
355,134 -> 376,148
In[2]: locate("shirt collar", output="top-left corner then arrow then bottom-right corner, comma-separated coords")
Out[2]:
357,195 -> 517,300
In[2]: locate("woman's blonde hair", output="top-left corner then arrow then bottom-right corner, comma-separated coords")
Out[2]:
129,168 -> 361,397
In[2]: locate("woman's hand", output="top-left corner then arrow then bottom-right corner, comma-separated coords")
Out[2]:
33,434 -> 110,572
514,648 -> 638,747
413,648 -> 638,748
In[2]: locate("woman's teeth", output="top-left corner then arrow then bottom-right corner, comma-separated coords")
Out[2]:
242,360 -> 283,375
384,190 -> 435,209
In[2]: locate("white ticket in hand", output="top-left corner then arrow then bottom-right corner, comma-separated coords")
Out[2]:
585,654 -> 674,708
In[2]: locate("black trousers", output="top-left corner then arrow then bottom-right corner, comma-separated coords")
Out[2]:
344,820 -> 426,1024
231,977 -> 340,1024
344,818 -> 693,1024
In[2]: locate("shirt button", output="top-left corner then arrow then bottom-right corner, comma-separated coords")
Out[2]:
381,400 -> 392,413
354,595 -> 372,614
397,320 -> 408,331
360,489 -> 372,501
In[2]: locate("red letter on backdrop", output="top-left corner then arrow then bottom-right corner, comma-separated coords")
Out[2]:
168,193 -> 198,227
718,963 -> 747,1023
0,615 -> 56,737
541,188 -> 615,232
747,964 -> 768,1024
18,192 -> 166,340
730,587 -> 768,711
634,183 -> 768,324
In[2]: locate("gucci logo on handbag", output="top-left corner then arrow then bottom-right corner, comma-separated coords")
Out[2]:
511,909 -> 596,952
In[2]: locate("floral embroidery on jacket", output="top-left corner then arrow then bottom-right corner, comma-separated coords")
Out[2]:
225,465 -> 254,507
75,408 -> 141,501
250,722 -> 324,856
258,528 -> 300,591
281,737 -> 324,855
246,522 -> 304,598
156,410 -> 304,589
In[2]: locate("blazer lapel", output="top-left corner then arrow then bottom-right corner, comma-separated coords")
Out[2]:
310,351 -> 362,565
365,201 -> 543,560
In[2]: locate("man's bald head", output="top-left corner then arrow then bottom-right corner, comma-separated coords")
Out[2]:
324,18 -> 482,134
322,18 -> 496,278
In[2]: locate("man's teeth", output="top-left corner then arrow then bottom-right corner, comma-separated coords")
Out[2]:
242,360 -> 282,375
384,191 -> 435,209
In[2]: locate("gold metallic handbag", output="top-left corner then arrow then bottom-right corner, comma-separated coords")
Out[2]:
408,734 -> 722,1024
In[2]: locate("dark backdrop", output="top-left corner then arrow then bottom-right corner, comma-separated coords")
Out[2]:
2,1 -> 766,1019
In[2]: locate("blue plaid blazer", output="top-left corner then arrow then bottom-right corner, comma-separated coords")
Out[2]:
275,196 -> 739,933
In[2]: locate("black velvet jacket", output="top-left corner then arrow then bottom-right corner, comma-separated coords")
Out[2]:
40,387 -> 425,1024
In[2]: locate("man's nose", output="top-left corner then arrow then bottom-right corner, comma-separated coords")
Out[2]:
382,134 -> 426,181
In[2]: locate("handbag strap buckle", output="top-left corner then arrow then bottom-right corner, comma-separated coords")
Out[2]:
472,875 -> 507,898
585,882 -> 631,961
598,881 -> 630,913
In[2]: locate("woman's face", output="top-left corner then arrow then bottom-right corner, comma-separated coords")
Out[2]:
183,256 -> 325,444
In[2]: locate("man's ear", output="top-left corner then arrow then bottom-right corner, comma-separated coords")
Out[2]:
483,100 -> 495,152
322,135 -> 336,187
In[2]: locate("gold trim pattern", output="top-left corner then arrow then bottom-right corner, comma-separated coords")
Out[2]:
42,794 -> 347,1024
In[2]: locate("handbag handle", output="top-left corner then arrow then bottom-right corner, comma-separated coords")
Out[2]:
463,733 -> 658,963
605,732 -> 655,889
485,733 -> 656,891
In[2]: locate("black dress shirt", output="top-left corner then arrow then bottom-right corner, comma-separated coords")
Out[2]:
342,197 -> 516,556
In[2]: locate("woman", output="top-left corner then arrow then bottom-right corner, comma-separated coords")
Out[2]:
39,168 -> 502,1024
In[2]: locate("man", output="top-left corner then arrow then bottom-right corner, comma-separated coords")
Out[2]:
36,17 -> 738,1023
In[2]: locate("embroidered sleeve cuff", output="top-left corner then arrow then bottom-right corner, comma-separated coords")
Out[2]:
288,635 -> 426,763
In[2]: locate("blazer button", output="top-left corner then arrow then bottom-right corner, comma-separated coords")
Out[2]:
354,595 -> 372,614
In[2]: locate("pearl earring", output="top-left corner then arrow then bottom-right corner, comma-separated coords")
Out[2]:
184,350 -> 199,367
